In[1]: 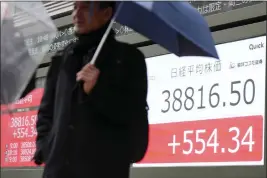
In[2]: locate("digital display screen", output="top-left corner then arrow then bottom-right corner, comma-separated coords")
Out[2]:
134,36 -> 266,167
1,36 -> 265,168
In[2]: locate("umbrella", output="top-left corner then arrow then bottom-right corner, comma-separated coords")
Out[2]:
90,1 -> 218,65
1,1 -> 57,105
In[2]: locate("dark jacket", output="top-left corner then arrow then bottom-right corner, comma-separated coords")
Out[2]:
33,25 -> 148,178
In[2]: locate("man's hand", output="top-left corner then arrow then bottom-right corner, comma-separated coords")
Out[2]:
76,64 -> 100,94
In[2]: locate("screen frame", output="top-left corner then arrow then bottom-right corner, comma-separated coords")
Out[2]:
1,5 -> 266,178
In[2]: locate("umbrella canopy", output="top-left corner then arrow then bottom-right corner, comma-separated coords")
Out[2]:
1,1 -> 57,104
116,1 -> 218,59
90,1 -> 218,65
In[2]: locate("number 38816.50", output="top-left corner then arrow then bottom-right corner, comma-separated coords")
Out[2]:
161,79 -> 255,113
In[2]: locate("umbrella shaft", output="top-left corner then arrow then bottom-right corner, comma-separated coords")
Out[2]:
90,2 -> 123,65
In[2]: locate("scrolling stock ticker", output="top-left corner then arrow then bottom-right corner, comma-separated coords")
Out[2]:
0,36 -> 266,167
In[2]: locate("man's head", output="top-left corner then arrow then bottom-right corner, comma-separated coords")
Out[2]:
72,1 -> 116,34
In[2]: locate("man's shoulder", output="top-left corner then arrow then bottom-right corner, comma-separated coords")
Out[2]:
114,41 -> 143,55
113,40 -> 145,62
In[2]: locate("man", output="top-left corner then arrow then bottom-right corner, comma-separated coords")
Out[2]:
33,1 -> 149,178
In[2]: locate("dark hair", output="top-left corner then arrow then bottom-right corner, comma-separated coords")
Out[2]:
83,1 -> 116,10
82,1 -> 116,17
99,1 -> 116,16
99,1 -> 116,10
